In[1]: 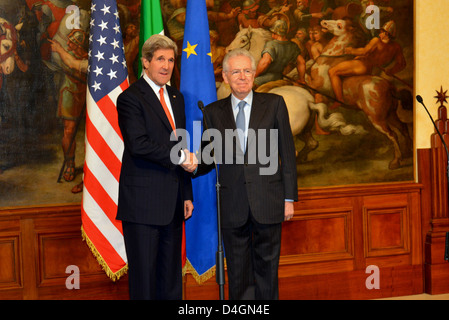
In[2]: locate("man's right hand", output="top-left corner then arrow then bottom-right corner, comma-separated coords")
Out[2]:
181,149 -> 198,173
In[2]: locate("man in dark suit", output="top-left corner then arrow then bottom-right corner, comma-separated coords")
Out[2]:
116,34 -> 197,300
195,48 -> 298,299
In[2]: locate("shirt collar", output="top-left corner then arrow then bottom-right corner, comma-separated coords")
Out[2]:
142,72 -> 166,96
231,91 -> 253,110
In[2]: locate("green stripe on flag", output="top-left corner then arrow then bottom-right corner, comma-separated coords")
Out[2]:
138,0 -> 164,75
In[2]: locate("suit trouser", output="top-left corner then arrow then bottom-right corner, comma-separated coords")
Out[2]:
122,195 -> 183,300
222,213 -> 282,300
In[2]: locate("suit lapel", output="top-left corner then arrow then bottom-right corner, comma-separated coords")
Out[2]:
137,78 -> 175,134
247,92 -> 268,153
218,95 -> 236,130
248,92 -> 268,131
167,85 -> 183,130
216,95 -> 243,155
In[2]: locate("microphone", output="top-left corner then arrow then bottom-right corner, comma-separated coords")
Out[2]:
416,95 -> 423,104
417,95 -> 449,262
198,100 -> 205,112
197,100 -> 213,157
197,100 -> 226,300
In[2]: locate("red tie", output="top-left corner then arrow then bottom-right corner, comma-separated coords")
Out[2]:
159,87 -> 176,136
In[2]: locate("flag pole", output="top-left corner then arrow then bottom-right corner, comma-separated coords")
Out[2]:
197,101 -> 225,300
215,175 -> 225,300
82,0 -> 129,280
181,0 -> 221,293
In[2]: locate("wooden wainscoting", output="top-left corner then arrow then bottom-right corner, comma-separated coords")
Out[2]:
418,148 -> 449,294
0,205 -> 128,300
184,182 -> 424,300
0,182 -> 424,300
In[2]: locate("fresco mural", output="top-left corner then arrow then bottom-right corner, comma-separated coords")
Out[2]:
0,0 -> 413,207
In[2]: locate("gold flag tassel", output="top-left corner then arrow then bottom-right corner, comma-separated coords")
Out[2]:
183,259 -> 226,285
81,226 -> 128,282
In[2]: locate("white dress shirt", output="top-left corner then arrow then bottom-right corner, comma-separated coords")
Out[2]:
231,91 -> 253,148
142,73 -> 185,164
143,72 -> 176,128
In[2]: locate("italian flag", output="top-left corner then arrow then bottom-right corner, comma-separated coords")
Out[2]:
138,0 -> 165,75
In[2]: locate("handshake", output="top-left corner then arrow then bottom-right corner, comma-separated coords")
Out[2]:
180,149 -> 198,173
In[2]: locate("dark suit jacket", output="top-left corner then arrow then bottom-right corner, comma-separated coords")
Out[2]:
116,77 -> 193,226
197,91 -> 298,228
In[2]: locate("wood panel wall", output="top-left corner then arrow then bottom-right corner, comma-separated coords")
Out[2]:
4,99 -> 449,300
185,182 -> 424,300
0,178 -> 446,299
0,205 -> 128,300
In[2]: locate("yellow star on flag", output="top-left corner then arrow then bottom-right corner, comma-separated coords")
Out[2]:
183,41 -> 198,59
207,52 -> 213,63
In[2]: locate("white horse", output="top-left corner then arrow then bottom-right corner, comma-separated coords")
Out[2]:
269,85 -> 366,161
219,26 -> 365,161
217,25 -> 271,100
308,19 -> 412,169
307,18 -> 366,96
226,25 -> 271,65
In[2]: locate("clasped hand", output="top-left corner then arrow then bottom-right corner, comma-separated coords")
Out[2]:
180,149 -> 198,173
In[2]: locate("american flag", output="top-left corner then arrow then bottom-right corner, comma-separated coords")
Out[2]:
81,0 -> 129,281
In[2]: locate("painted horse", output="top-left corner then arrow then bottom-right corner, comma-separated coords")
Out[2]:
219,25 -> 366,161
308,19 -> 412,169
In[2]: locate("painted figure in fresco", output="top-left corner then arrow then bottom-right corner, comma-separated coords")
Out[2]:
261,0 -> 300,40
302,17 -> 411,169
237,0 -> 262,28
222,21 -> 365,164
163,0 -> 415,174
301,0 -> 334,27
42,1 -> 89,188
50,29 -> 88,182
36,0 -> 73,61
309,23 -> 330,60
295,22 -> 330,84
304,25 -> 315,59
358,0 -> 393,37
166,0 -> 186,50
254,19 -> 304,86
206,0 -> 241,34
209,30 -> 226,82
294,0 -> 337,29
328,20 -> 406,109
306,18 -> 366,95
293,0 -> 309,25
123,23 -> 139,84
291,27 -> 309,60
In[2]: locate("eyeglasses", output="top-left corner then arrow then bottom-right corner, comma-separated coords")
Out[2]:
228,69 -> 255,77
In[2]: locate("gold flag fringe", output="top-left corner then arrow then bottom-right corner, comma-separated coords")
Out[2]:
81,226 -> 222,285
183,258 -> 227,285
81,226 -> 128,282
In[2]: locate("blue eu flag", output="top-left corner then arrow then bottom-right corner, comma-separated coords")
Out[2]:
180,0 -> 219,283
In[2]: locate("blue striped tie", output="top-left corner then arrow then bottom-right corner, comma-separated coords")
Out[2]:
236,100 -> 246,153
